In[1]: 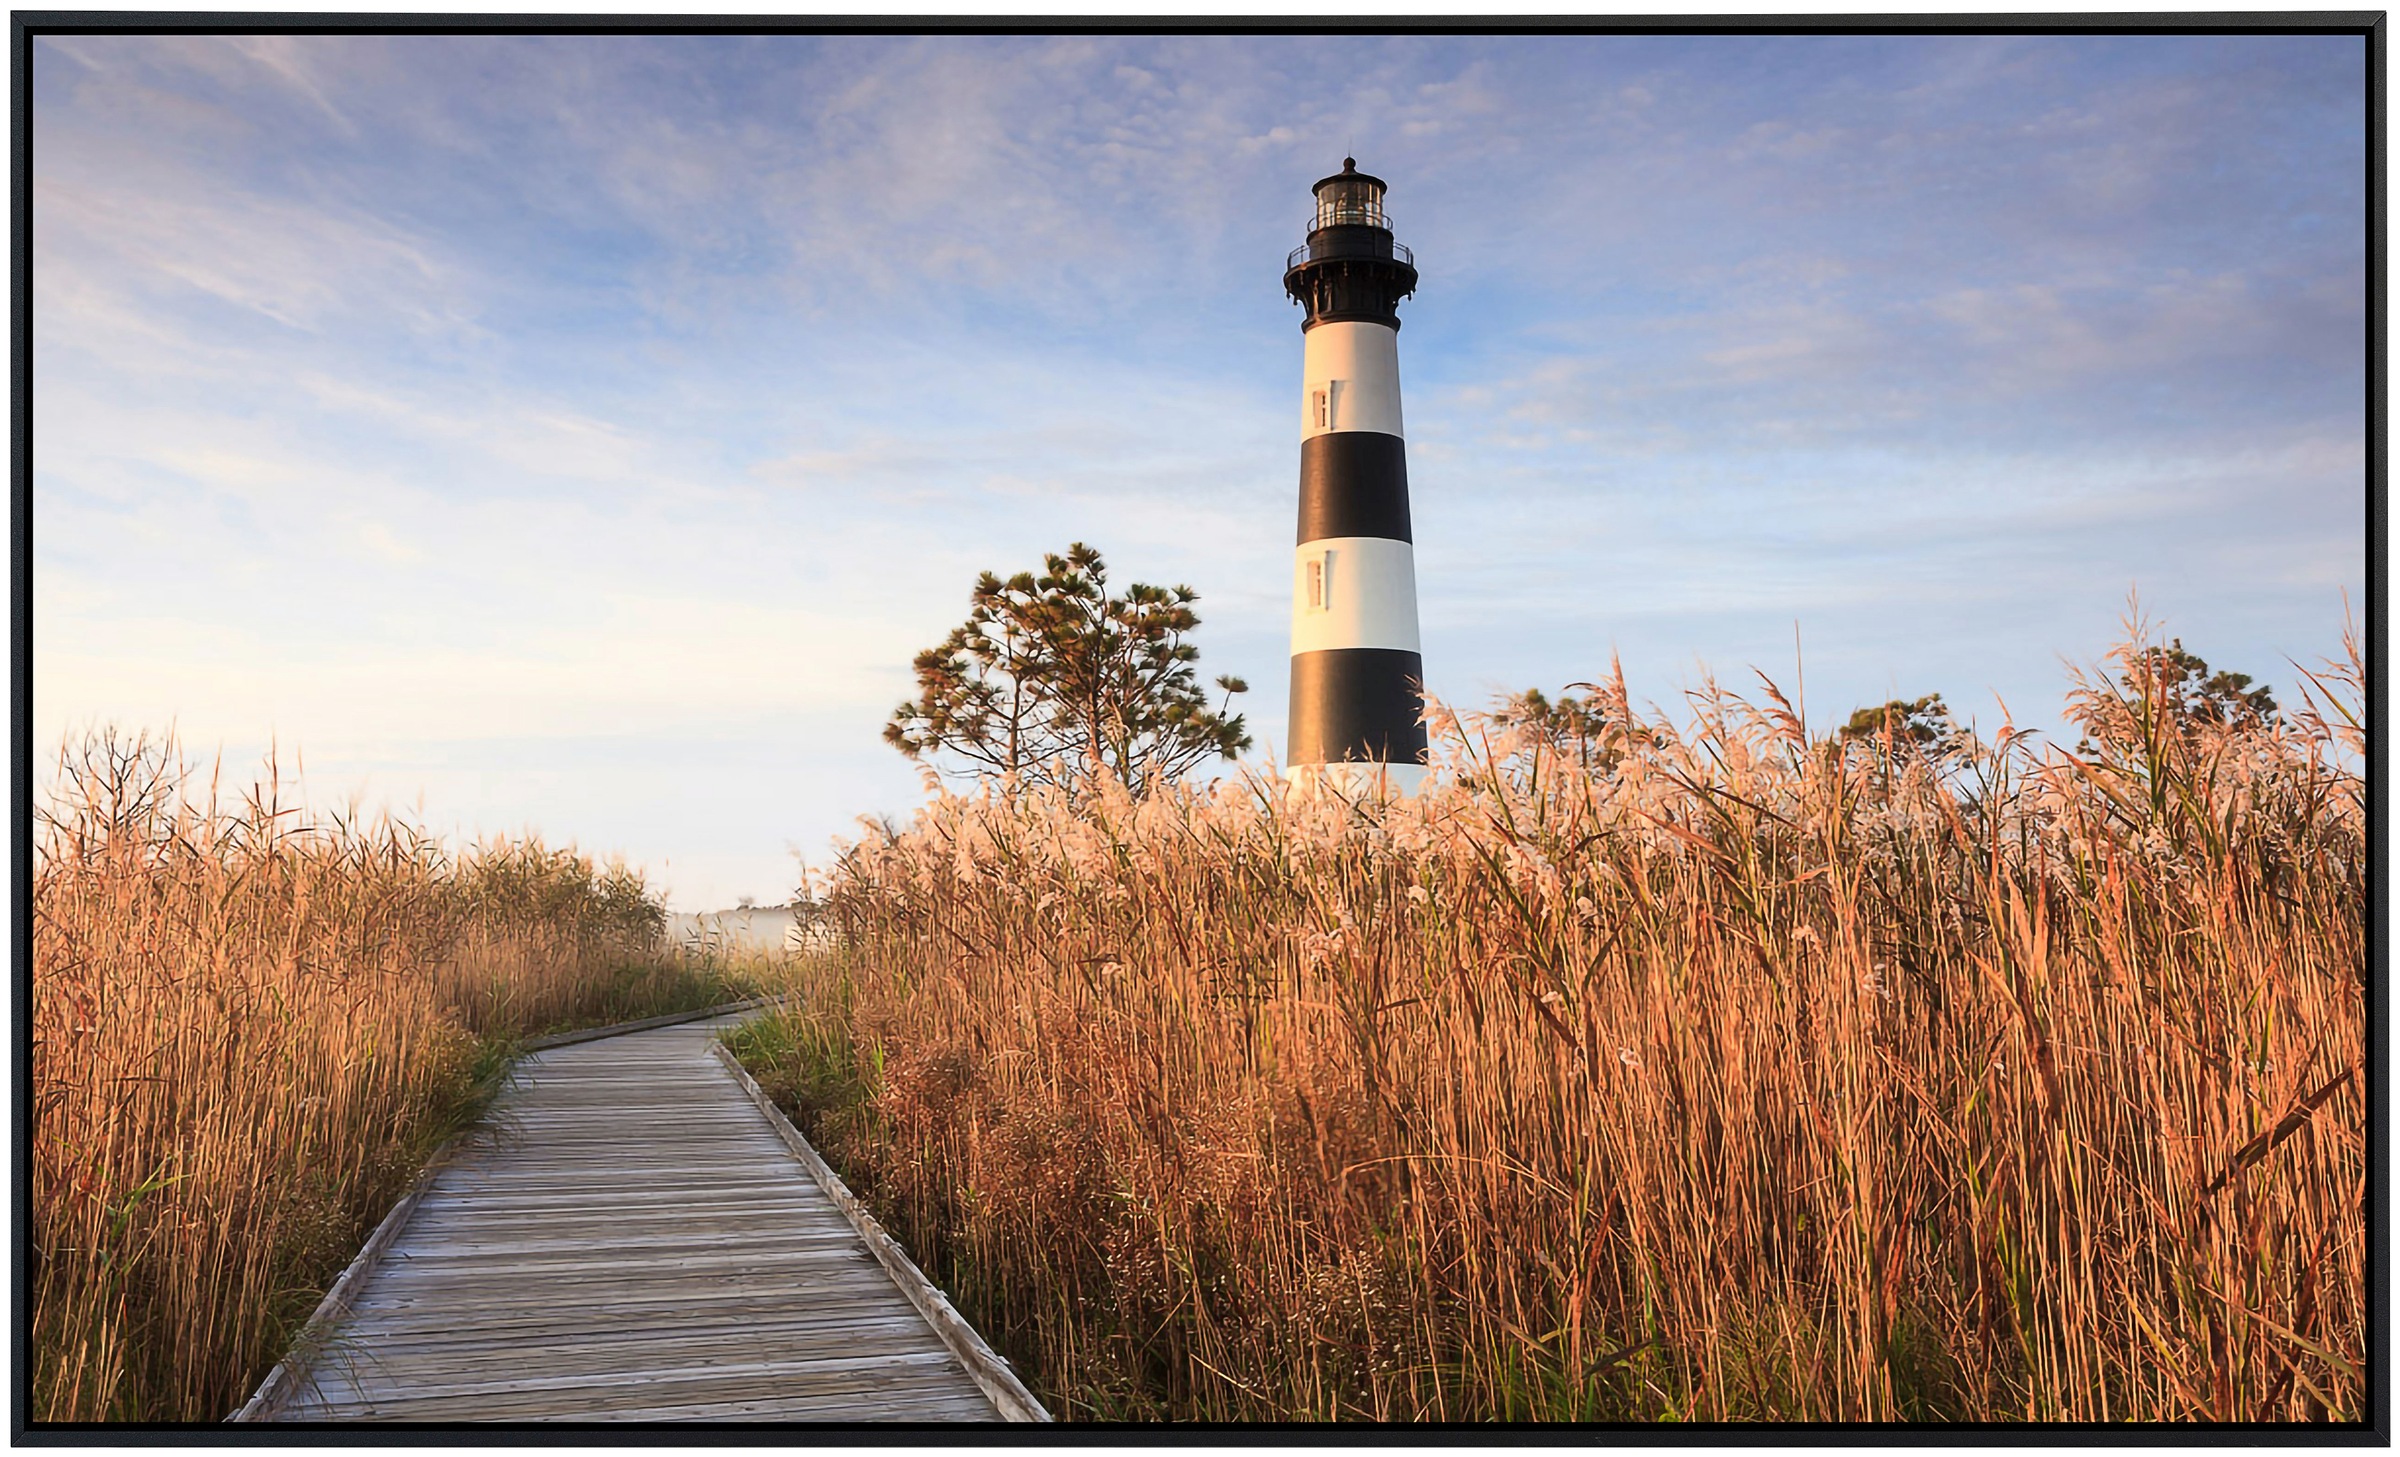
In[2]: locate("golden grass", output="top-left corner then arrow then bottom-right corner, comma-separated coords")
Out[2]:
30,729 -> 753,1423
738,627 -> 2367,1422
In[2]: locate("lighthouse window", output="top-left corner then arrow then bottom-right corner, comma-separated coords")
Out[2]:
1312,389 -> 1329,430
1315,180 -> 1385,230
1306,550 -> 1333,611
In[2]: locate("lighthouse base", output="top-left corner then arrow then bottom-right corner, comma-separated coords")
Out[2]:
1288,760 -> 1428,801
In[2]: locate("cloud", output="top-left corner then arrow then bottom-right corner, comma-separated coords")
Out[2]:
36,170 -> 472,342
356,520 -> 423,565
220,36 -> 357,133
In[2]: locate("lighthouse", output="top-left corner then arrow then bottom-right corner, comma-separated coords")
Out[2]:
1283,159 -> 1427,796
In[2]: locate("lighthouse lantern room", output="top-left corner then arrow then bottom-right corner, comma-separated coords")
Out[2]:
1282,159 -> 1427,796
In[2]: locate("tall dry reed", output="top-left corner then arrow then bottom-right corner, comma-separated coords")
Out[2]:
742,626 -> 2366,1422
30,730 -> 740,1422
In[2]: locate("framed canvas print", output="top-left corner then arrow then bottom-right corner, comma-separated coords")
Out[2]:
18,13 -> 2378,1438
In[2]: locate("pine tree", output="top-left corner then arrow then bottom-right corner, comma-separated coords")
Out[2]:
885,542 -> 1250,793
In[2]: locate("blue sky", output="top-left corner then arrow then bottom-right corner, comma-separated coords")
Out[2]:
33,33 -> 2367,909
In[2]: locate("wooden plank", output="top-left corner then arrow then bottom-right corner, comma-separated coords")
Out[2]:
341,1265 -> 911,1306
382,1232 -> 882,1263
339,1311 -> 939,1351
311,1360 -> 977,1414
298,1333 -> 960,1391
313,1319 -> 954,1364
333,1390 -> 1006,1424
306,1337 -> 959,1391
407,1192 -> 830,1215
392,1215 -> 860,1241
350,1252 -> 896,1288
568,1394 -> 1004,1423
324,1331 -> 951,1374
344,1298 -> 938,1336
333,1319 -> 934,1350
289,1351 -> 979,1419
342,1285 -> 934,1329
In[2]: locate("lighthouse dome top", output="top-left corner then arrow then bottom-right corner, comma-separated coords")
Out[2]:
1311,158 -> 1389,231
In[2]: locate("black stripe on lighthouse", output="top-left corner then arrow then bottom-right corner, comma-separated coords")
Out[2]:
1296,432 -> 1412,543
1289,647 -> 1430,766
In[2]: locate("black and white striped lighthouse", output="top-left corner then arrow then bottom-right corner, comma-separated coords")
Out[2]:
1282,159 -> 1427,795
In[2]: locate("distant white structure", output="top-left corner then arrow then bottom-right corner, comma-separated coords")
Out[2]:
662,904 -> 836,958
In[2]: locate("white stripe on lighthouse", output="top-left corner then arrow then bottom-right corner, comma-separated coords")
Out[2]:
1290,537 -> 1422,655
1301,321 -> 1405,441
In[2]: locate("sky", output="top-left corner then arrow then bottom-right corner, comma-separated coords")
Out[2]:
31,31 -> 2369,910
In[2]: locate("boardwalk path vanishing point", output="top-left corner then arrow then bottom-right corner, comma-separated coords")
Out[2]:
236,1010 -> 1046,1423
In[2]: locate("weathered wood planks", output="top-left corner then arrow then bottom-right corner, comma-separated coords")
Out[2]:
237,1012 -> 1045,1423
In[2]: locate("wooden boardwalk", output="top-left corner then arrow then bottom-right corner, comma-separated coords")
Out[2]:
239,1011 -> 1043,1423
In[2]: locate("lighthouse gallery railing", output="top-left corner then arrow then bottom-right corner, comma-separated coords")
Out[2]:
1288,239 -> 1414,271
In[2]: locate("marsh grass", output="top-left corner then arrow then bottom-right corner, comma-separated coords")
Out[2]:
742,626 -> 2367,1423
30,729 -> 754,1422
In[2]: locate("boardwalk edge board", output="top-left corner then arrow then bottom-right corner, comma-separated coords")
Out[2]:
709,1040 -> 1054,1424
228,1147 -> 451,1421
230,998 -> 784,1422
520,995 -> 786,1052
